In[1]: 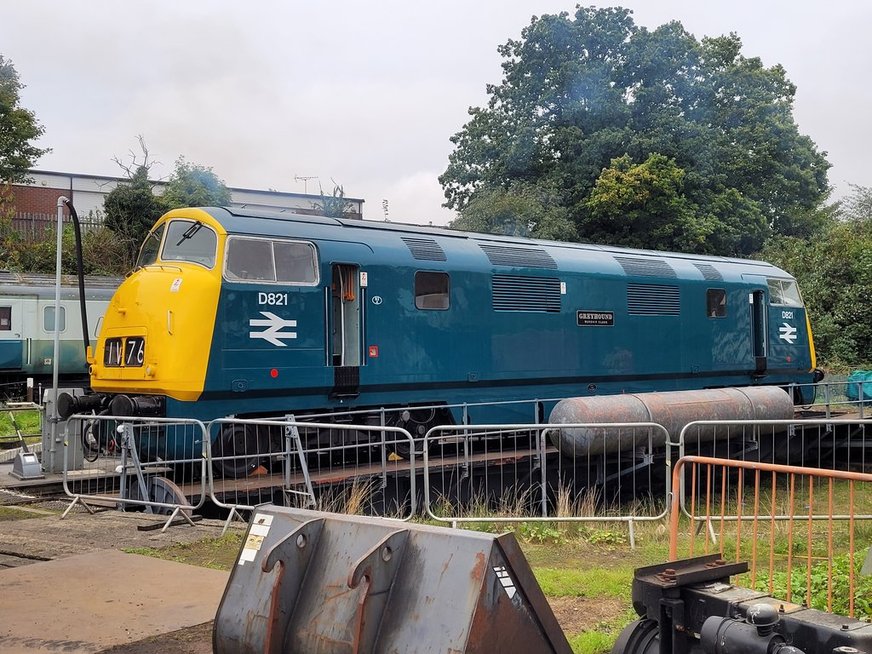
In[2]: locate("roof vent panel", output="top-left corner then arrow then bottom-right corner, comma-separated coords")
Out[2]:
693,263 -> 723,281
401,237 -> 446,262
614,256 -> 677,278
479,244 -> 557,269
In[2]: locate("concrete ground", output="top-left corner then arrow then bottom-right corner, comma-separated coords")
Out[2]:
0,490 -> 238,653
0,550 -> 228,653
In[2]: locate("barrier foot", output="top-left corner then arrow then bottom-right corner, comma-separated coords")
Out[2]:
222,506 -> 246,535
628,519 -> 636,550
160,506 -> 198,533
60,496 -> 95,519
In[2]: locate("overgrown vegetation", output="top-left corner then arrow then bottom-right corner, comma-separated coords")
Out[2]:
760,185 -> 872,368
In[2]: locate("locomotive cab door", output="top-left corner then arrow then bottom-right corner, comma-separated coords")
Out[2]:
750,289 -> 767,375
329,264 -> 362,397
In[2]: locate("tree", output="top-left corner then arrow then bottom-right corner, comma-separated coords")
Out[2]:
440,8 -> 830,255
314,182 -> 354,218
0,55 -> 48,183
162,157 -> 231,208
841,184 -> 872,224
760,186 -> 872,367
103,165 -> 166,265
584,153 -> 713,251
449,182 -> 577,240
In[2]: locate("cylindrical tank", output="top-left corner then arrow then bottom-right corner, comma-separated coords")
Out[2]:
548,386 -> 794,457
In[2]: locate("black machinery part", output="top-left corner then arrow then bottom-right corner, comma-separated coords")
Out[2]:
613,554 -> 872,654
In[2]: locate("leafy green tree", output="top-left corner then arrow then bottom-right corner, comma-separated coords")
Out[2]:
314,183 -> 355,218
584,153 -> 712,251
760,186 -> 872,367
841,184 -> 872,224
0,55 -> 48,183
450,182 -> 577,240
161,157 -> 231,208
440,7 -> 830,255
103,165 -> 166,264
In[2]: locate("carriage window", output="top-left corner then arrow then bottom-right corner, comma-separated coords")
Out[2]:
415,272 -> 450,310
161,220 -> 217,268
224,237 -> 318,285
44,306 -> 66,332
706,289 -> 726,318
767,279 -> 803,307
135,224 -> 165,268
0,306 -> 10,330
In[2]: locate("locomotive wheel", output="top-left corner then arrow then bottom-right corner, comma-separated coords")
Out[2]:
124,476 -> 191,516
213,424 -> 268,479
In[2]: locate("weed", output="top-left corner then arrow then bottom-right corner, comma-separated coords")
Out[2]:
587,529 -> 627,546
518,522 -> 567,544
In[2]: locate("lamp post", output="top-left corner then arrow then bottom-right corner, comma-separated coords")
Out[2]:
48,196 -> 67,471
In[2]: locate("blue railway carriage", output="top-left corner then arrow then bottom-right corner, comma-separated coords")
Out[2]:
79,207 -> 820,465
0,272 -> 116,389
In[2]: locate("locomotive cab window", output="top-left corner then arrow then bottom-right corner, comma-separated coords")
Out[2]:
44,306 -> 65,333
136,223 -> 165,268
706,289 -> 726,318
415,271 -> 449,310
161,220 -> 217,268
224,236 -> 318,285
0,306 -> 10,331
767,279 -> 803,307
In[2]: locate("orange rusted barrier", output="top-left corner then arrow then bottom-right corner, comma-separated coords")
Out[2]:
669,456 -> 872,617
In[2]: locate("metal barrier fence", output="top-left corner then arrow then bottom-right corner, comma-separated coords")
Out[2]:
52,404 -> 872,551
668,455 -> 872,618
792,378 -> 870,418
422,422 -> 671,547
206,418 -> 417,531
60,414 -> 208,532
675,419 -> 872,521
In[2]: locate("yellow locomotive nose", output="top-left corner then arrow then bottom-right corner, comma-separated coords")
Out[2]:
90,209 -> 224,402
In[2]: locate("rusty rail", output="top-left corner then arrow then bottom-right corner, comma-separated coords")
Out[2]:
669,455 -> 872,617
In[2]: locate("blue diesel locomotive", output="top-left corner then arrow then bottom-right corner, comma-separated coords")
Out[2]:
62,207 -> 820,467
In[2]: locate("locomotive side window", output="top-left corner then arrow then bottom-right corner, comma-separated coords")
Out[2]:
415,272 -> 449,310
224,236 -> 319,285
226,238 -> 274,280
161,220 -> 217,268
44,306 -> 66,333
0,307 -> 10,330
274,242 -> 317,283
706,289 -> 726,318
767,279 -> 803,307
136,224 -> 166,268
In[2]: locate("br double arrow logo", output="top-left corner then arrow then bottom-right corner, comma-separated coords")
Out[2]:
778,323 -> 797,344
249,312 -> 298,346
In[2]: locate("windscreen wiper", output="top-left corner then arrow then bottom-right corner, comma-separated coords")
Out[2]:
175,221 -> 203,246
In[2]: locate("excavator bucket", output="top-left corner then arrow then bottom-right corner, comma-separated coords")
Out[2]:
213,505 -> 571,654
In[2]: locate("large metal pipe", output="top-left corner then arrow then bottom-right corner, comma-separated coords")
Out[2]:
548,386 -> 794,456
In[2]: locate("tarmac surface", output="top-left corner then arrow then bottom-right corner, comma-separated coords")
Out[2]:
0,490 -> 238,653
0,550 -> 228,653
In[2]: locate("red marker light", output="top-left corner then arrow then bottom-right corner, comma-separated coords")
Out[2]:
368,345 -> 379,358
270,368 -> 279,378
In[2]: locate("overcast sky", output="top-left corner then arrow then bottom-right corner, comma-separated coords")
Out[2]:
2,1 -> 869,225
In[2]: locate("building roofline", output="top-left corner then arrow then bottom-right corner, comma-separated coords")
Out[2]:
24,169 -> 364,203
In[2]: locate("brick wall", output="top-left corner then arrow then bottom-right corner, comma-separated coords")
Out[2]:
7,185 -> 70,216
